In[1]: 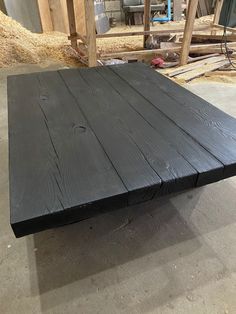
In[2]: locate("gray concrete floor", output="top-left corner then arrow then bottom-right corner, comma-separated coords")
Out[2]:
0,64 -> 236,314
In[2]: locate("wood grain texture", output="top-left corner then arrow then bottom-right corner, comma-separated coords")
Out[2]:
37,0 -> 53,32
112,63 -> 236,178
176,59 -> 230,82
60,68 -> 197,196
167,55 -> 226,77
98,66 -> 223,186
213,0 -> 224,25
59,69 -> 163,202
48,0 -> 68,33
8,72 -> 127,237
66,0 -> 77,49
8,63 -> 236,237
84,0 -> 97,66
180,0 -> 199,65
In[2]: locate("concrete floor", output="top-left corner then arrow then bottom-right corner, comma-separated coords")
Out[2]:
0,64 -> 236,314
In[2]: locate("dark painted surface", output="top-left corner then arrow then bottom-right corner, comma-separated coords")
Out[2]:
8,63 -> 236,237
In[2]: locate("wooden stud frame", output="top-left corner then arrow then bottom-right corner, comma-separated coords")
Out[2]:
65,0 -> 232,67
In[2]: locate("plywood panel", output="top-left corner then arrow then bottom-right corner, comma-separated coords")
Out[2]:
48,0 -> 86,35
37,0 -> 53,32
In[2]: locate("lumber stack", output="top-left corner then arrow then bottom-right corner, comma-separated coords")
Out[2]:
159,54 -> 232,82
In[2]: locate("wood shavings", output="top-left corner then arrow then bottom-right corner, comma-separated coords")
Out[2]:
0,11 -> 82,68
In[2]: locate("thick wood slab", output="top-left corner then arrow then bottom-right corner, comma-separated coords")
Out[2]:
8,63 -> 236,237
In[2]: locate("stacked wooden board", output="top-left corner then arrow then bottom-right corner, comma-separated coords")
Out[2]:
161,54 -> 231,82
8,63 -> 236,237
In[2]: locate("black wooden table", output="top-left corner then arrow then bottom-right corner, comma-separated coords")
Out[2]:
8,63 -> 236,237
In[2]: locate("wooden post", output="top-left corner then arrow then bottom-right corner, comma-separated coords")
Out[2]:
143,0 -> 151,48
211,0 -> 224,35
213,0 -> 224,25
180,0 -> 198,65
37,0 -> 53,32
84,0 -> 97,67
66,0 -> 78,49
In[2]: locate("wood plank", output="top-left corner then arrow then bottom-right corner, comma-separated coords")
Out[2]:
212,23 -> 236,33
213,0 -> 224,26
74,0 -> 86,36
111,63 -> 236,177
37,0 -> 53,32
97,66 -> 224,186
177,59 -> 230,81
8,72 -> 127,237
205,70 -> 236,77
48,0 -> 67,33
60,68 -> 198,196
101,42 -> 236,59
167,55 -> 226,77
8,64 -> 236,237
186,34 -> 236,43
143,0 -> 151,48
66,0 -> 77,49
84,0 -> 97,66
92,25 -> 211,38
60,0 -> 70,33
157,60 -> 236,135
148,67 -> 236,138
180,0 -> 199,65
153,55 -> 221,74
161,54 -> 220,75
151,65 -> 236,138
59,69 -> 163,203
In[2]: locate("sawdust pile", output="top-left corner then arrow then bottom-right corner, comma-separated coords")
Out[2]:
0,10 -> 82,68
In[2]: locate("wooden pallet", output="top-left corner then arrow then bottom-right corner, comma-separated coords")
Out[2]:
8,63 -> 236,237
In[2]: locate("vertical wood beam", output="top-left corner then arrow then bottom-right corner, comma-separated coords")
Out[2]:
213,0 -> 224,25
37,0 -> 53,32
66,0 -> 78,49
180,0 -> 198,65
60,0 -> 70,34
84,0 -> 97,67
143,0 -> 151,48
211,0 -> 224,35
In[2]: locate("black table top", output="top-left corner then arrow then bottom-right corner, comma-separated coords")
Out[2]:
8,63 -> 236,237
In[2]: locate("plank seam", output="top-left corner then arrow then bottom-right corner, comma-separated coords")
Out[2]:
152,71 -> 236,141
37,75 -> 67,210
109,66 -> 226,173
58,70 -> 130,197
95,67 -> 199,185
78,69 -> 166,184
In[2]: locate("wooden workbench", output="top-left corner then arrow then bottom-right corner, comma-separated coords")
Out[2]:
8,63 -> 236,237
